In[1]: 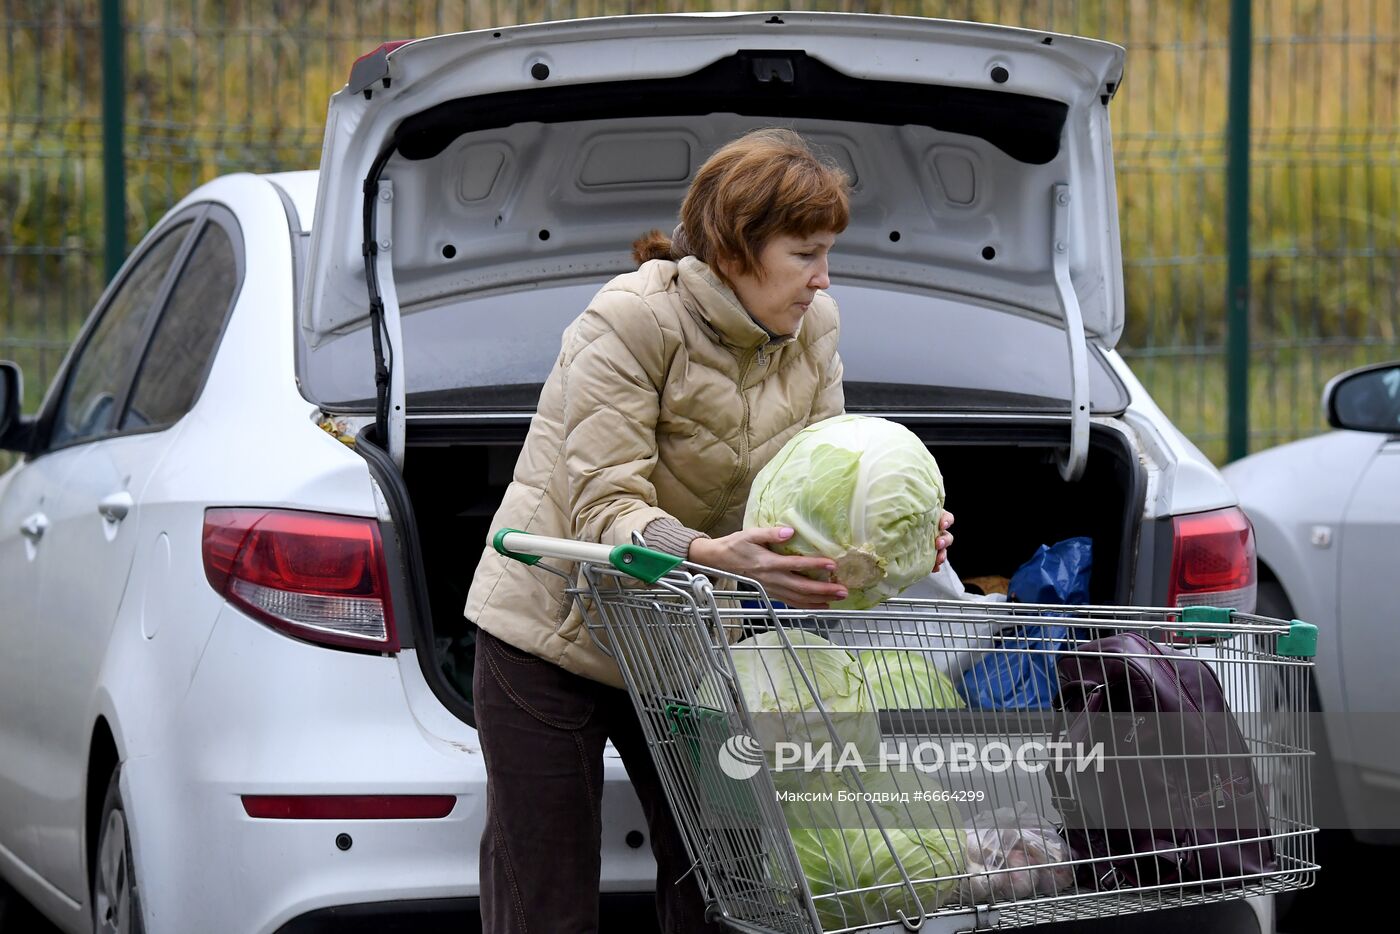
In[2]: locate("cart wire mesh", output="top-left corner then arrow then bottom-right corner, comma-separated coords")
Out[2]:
501,533 -> 1317,934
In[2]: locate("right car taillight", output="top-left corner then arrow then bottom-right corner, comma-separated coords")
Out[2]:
1167,506 -> 1258,613
202,507 -> 399,653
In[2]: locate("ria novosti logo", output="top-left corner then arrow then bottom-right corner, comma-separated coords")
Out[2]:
716,733 -> 765,780
715,733 -> 1106,778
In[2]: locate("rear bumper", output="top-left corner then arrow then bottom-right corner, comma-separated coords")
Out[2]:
269,893 -> 1269,934
272,897 -> 480,934
272,893 -> 668,933
122,605 -> 655,934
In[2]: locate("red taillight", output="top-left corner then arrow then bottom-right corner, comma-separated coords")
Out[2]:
1167,506 -> 1257,612
241,795 -> 455,820
203,508 -> 399,653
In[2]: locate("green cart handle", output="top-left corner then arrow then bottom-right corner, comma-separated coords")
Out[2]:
1175,605 -> 1317,657
492,528 -> 683,584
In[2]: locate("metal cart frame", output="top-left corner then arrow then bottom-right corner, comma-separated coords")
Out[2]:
492,529 -> 1319,934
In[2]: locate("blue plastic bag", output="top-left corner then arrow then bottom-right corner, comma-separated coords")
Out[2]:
1006,536 -> 1094,606
959,537 -> 1093,710
959,623 -> 1068,710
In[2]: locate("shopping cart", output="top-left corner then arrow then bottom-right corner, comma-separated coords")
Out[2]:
492,529 -> 1319,934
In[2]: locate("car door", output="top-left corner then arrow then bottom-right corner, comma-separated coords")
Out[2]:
0,451 -> 85,873
25,208 -> 243,898
0,215 -> 195,879
1340,434 -> 1400,793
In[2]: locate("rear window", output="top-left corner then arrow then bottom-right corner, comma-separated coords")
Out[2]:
300,280 -> 1128,413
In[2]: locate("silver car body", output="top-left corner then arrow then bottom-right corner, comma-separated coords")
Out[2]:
1224,389 -> 1400,839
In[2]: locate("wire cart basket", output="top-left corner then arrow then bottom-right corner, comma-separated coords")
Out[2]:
493,529 -> 1320,934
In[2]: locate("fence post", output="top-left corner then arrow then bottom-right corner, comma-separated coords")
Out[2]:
1226,0 -> 1251,461
101,0 -> 126,282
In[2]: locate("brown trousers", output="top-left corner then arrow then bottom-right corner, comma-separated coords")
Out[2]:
473,629 -> 729,934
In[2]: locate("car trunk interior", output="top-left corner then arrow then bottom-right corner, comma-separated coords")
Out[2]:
395,420 -> 1144,709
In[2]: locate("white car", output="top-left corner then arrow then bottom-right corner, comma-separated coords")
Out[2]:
0,12 -> 1281,934
1223,361 -> 1400,843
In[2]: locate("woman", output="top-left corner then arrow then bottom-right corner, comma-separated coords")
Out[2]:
465,128 -> 954,933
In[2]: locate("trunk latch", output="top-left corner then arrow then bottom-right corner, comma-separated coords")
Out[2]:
751,56 -> 796,85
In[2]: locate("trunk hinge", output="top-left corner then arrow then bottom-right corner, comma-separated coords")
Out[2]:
1051,183 -> 1089,482
370,179 -> 407,469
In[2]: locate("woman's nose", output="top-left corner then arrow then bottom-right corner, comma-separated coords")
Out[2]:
809,257 -> 830,290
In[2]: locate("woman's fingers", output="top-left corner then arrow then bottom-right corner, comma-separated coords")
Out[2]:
748,525 -> 798,546
773,569 -> 847,603
737,526 -> 849,603
751,563 -> 846,605
746,527 -> 841,580
929,509 -> 955,572
936,510 -> 955,550
777,555 -> 839,578
735,517 -> 959,601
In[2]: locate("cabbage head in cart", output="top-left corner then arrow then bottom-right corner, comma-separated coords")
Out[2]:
782,770 -> 965,930
722,631 -> 967,929
717,630 -> 966,776
744,415 -> 945,610
717,633 -> 965,772
718,630 -> 884,769
861,650 -> 966,711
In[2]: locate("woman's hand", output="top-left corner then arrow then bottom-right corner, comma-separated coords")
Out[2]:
688,527 -> 849,610
933,509 -> 955,573
688,510 -> 953,607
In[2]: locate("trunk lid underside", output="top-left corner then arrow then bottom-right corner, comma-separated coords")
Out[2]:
301,12 -> 1127,360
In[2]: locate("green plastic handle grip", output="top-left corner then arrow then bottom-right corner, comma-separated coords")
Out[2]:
492,528 -> 683,584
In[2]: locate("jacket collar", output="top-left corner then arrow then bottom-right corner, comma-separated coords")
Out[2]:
677,256 -> 801,353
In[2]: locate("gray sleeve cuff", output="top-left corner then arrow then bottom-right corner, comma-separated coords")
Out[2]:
643,518 -> 710,558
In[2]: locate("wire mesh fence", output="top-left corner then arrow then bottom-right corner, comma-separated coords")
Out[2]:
2,1 -> 1397,467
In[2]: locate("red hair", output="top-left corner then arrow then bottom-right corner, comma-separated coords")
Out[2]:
632,128 -> 850,276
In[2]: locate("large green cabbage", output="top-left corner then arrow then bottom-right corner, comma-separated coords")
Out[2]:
862,650 -> 967,711
789,826 -> 963,930
781,770 -> 965,930
744,415 -> 945,610
727,632 -> 967,929
726,630 -> 882,769
851,823 -> 964,922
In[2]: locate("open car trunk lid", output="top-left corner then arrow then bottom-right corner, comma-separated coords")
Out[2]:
298,12 -> 1125,472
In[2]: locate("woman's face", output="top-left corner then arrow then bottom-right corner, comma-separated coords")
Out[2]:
719,231 -> 836,337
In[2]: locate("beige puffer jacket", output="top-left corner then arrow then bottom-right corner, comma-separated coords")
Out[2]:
464,256 -> 844,687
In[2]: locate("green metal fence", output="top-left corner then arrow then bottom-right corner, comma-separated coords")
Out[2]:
3,1 -> 1398,467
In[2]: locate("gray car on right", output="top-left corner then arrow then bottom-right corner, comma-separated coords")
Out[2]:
1223,360 -> 1400,842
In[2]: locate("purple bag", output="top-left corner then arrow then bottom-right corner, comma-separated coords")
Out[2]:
1049,631 -> 1276,890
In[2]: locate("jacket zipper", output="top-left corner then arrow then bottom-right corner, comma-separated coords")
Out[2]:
702,347 -> 758,531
